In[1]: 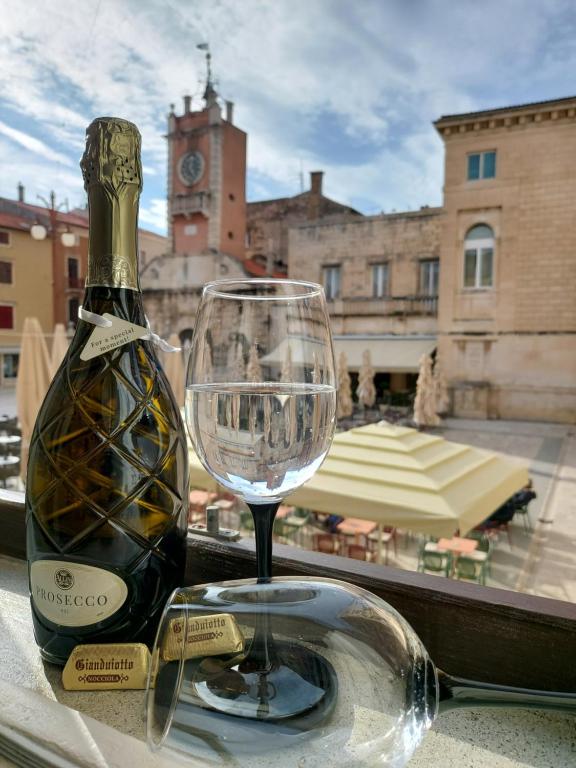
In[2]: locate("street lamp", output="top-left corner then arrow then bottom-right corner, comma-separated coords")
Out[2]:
29,191 -> 76,246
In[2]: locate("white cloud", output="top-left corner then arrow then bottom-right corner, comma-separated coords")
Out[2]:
139,198 -> 167,231
0,121 -> 74,166
0,0 -> 573,232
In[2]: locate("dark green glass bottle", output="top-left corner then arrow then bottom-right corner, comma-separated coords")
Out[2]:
26,117 -> 188,664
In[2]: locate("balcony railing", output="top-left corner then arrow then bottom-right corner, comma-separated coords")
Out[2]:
329,295 -> 438,316
170,192 -> 211,217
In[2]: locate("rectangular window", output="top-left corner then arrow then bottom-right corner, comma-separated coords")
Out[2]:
322,265 -> 341,300
0,231 -> 9,246
67,257 -> 79,279
467,154 -> 480,180
419,259 -> 439,295
467,151 -> 497,180
0,305 -> 14,329
0,261 -> 13,284
480,248 -> 493,286
372,263 -> 388,298
3,353 -> 18,380
464,248 -> 493,288
464,250 -> 477,287
483,151 -> 496,178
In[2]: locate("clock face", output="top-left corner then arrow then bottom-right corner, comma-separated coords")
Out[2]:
178,151 -> 205,186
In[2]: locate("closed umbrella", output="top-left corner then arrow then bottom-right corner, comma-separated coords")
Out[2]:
357,349 -> 376,408
163,334 -> 184,407
337,351 -> 353,419
49,324 -> 69,378
414,353 -> 439,427
17,317 -> 51,477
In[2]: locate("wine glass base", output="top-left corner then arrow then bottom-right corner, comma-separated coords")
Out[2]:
190,640 -> 338,723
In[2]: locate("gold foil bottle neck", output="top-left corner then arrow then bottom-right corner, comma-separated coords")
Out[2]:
81,117 -> 141,290
80,117 -> 142,192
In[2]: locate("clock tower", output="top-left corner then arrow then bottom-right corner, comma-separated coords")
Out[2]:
167,70 -> 247,265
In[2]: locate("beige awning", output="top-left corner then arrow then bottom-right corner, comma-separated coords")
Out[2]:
332,336 -> 436,372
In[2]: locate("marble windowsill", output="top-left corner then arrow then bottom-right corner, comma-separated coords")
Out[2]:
1,554 -> 574,767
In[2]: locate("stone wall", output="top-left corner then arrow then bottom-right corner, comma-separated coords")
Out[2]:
288,208 -> 442,336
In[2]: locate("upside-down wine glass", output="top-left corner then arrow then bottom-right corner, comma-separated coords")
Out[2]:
183,279 -> 338,720
147,578 -> 576,767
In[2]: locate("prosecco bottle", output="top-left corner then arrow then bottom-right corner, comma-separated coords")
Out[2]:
26,117 -> 189,664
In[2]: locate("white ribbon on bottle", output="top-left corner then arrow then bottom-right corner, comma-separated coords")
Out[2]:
78,306 -> 181,353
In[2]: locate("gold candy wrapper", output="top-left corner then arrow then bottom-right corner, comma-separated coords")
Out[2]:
161,613 -> 245,662
62,643 -> 150,691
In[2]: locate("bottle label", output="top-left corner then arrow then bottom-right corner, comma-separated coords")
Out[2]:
80,313 -> 148,361
30,560 -> 128,627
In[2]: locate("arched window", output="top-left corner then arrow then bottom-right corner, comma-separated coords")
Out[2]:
464,224 -> 494,288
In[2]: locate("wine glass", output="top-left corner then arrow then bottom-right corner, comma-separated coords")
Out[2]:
183,279 -> 337,720
147,578 -> 576,767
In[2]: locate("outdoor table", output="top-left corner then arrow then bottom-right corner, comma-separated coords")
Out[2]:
0,455 -> 19,488
336,517 -> 377,537
436,537 -> 479,577
336,517 -> 377,556
0,434 -> 20,459
437,536 -> 478,556
0,435 -> 20,447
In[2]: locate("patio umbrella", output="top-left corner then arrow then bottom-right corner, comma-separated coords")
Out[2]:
163,334 -> 185,407
49,324 -> 69,377
188,422 -> 529,538
337,351 -> 353,419
414,353 -> 439,427
357,349 -> 376,408
17,317 -> 52,476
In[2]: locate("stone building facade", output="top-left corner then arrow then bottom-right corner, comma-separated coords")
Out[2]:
435,96 -> 576,422
142,86 -> 576,422
0,190 -> 166,386
246,171 -> 360,275
288,208 -> 442,395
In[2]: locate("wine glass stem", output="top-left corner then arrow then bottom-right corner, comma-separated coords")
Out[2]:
247,502 -> 280,583
437,669 -> 576,713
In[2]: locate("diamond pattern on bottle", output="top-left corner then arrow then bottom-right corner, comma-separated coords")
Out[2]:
32,481 -> 106,552
29,341 -> 187,562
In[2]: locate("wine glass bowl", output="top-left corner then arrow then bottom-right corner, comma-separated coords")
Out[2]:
185,279 -> 337,507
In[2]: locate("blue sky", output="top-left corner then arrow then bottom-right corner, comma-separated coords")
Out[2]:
0,0 -> 575,233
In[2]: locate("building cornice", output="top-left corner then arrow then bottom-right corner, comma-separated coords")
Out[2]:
434,96 -> 576,138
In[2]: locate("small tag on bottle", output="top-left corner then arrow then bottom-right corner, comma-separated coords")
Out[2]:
80,313 -> 148,361
161,613 -> 245,662
62,643 -> 151,690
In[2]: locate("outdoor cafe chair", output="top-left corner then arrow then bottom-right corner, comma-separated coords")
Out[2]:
273,518 -> 299,545
346,543 -> 369,562
314,533 -> 339,555
513,502 -> 533,532
418,549 -> 452,578
455,554 -> 486,585
466,530 -> 493,574
368,526 -> 397,565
